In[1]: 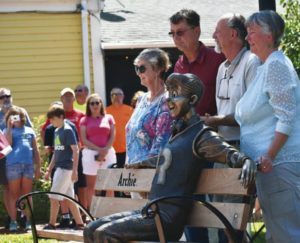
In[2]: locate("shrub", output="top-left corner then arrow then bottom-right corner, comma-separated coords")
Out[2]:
30,115 -> 52,223
280,0 -> 300,75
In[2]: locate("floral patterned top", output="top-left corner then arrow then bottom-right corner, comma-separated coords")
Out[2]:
126,91 -> 173,164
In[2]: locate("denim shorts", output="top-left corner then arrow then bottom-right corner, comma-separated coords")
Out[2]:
6,163 -> 34,181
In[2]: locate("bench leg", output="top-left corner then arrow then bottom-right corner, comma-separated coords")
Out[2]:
24,196 -> 39,243
152,204 -> 166,243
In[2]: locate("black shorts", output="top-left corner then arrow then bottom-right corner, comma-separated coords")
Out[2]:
74,150 -> 87,194
0,157 -> 8,185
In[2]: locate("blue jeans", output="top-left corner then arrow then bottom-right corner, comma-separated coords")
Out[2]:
256,162 -> 300,243
6,163 -> 34,181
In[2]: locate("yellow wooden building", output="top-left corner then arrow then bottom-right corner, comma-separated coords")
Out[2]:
0,0 -> 105,118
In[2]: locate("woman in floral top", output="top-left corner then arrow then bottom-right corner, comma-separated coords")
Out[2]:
126,48 -> 173,164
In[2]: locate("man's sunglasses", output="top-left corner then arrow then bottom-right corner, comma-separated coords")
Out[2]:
0,95 -> 11,100
75,89 -> 83,93
90,101 -> 100,106
168,27 -> 194,38
134,65 -> 146,74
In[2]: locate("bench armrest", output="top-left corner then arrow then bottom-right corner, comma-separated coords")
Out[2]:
142,195 -> 239,243
16,191 -> 94,243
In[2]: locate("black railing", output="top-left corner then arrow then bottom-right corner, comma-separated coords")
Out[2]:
16,191 -> 94,243
142,195 -> 239,243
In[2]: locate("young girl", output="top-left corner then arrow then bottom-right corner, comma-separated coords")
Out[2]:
4,107 -> 41,231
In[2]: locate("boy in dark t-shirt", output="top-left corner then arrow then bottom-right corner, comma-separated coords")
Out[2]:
44,119 -> 79,165
44,105 -> 84,230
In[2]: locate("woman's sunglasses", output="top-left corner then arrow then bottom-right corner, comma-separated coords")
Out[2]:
90,101 -> 100,106
134,65 -> 146,74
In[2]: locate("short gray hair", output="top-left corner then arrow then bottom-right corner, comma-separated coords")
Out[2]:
134,48 -> 171,74
223,13 -> 247,46
246,10 -> 285,48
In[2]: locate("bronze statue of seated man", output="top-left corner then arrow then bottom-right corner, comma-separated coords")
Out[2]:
83,73 -> 256,243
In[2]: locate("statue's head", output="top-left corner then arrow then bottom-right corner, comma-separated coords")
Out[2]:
165,73 -> 204,119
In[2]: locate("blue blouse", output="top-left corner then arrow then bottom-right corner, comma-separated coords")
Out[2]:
235,51 -> 300,165
4,126 -> 36,165
126,92 -> 172,164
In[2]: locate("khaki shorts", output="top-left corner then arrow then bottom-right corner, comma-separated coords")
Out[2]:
49,168 -> 74,201
82,147 -> 116,176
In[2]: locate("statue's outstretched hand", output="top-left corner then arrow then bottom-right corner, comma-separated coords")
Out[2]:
239,159 -> 256,188
125,156 -> 158,169
125,163 -> 142,169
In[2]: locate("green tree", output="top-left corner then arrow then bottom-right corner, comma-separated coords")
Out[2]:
280,0 -> 300,75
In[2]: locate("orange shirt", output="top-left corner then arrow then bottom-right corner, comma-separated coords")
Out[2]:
106,104 -> 133,153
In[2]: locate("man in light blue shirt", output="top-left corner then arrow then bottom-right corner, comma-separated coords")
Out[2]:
202,14 -> 260,243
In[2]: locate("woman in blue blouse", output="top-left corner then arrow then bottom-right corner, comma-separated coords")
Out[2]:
4,107 -> 41,231
126,48 -> 173,165
235,11 -> 300,242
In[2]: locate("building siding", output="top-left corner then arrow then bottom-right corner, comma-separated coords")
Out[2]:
88,15 -> 94,97
0,12 -> 93,118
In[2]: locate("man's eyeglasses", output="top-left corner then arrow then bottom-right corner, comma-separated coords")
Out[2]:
217,73 -> 232,100
134,65 -> 146,74
111,93 -> 123,96
90,101 -> 100,106
0,95 -> 11,100
75,89 -> 83,93
168,27 -> 193,38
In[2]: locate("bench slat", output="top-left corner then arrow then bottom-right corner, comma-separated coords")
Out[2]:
188,202 -> 251,230
36,225 -> 83,242
195,168 -> 249,195
33,168 -> 254,242
91,196 -> 148,218
95,168 -> 156,192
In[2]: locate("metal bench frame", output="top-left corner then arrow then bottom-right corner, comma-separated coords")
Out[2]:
16,191 -> 93,243
142,195 -> 239,243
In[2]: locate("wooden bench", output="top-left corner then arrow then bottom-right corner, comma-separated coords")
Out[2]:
17,168 -> 255,243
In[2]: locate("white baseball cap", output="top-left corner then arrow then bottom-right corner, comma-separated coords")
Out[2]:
60,87 -> 75,97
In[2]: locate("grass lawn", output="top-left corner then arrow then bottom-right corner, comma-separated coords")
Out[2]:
0,223 -> 266,243
248,222 -> 266,243
0,233 -> 61,243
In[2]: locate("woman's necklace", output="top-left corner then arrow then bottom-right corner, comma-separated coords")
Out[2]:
148,85 -> 165,102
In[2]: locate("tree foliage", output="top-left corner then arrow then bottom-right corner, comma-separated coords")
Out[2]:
280,0 -> 300,75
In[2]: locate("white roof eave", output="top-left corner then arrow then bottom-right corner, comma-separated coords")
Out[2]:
101,39 -> 215,50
